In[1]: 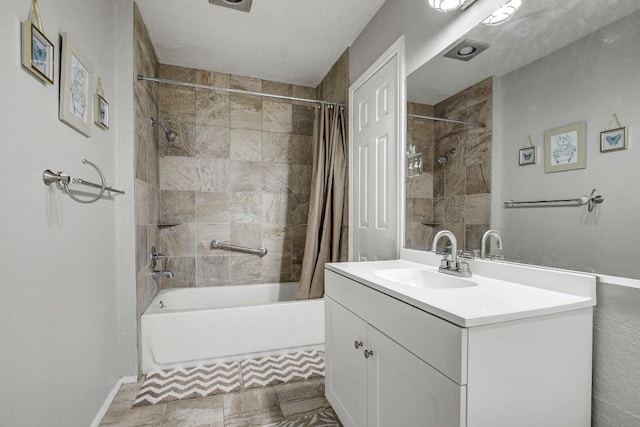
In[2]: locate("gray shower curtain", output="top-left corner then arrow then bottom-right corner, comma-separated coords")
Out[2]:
297,104 -> 346,300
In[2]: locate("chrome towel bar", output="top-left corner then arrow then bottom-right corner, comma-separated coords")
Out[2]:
504,189 -> 604,211
43,159 -> 125,204
210,239 -> 268,257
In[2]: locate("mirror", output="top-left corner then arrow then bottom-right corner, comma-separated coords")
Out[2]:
405,0 -> 640,278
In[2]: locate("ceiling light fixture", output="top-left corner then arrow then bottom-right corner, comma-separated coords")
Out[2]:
482,0 -> 522,26
208,0 -> 252,13
444,39 -> 490,61
427,0 -> 471,13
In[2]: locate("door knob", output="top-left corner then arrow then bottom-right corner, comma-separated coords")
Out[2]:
364,349 -> 374,359
354,340 -> 363,349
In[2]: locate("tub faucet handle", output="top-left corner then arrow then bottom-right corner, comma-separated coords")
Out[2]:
151,247 -> 167,269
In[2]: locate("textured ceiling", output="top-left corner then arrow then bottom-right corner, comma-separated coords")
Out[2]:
408,0 -> 640,104
135,0 -> 386,87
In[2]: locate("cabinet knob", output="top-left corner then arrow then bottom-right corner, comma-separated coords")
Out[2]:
354,340 -> 363,349
364,349 -> 374,359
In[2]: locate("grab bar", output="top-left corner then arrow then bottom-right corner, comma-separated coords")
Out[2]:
210,239 -> 268,257
504,189 -> 604,212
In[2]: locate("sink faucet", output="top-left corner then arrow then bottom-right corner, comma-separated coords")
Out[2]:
432,230 -> 458,266
152,270 -> 174,279
481,230 -> 503,259
432,230 -> 471,277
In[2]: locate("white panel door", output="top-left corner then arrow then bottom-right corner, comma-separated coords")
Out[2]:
366,325 -> 466,427
351,53 -> 399,262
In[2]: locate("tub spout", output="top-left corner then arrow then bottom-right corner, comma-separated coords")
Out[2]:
152,270 -> 174,279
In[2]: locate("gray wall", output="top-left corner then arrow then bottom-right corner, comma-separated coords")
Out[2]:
0,0 -> 131,425
349,0 -> 505,81
493,11 -> 640,426
493,11 -> 640,278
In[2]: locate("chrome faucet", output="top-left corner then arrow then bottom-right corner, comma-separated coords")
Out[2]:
432,230 -> 458,267
481,230 -> 503,259
152,270 -> 174,279
432,230 -> 471,277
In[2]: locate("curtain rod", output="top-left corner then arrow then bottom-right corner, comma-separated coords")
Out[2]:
407,113 -> 485,128
137,75 -> 343,107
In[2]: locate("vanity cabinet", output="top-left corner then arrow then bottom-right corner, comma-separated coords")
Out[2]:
324,267 -> 594,427
326,297 -> 465,427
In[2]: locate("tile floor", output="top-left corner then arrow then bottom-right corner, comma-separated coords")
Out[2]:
100,378 -> 342,427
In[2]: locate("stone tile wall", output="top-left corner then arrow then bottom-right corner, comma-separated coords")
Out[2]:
134,5 -> 160,322
156,65 -> 317,287
406,77 -> 493,252
405,102 -> 435,250
134,4 -> 160,373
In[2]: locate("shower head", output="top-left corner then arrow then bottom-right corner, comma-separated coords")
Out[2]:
151,118 -> 178,143
437,147 -> 457,165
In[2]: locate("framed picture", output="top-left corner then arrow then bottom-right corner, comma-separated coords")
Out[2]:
22,23 -> 54,84
95,94 -> 109,129
59,33 -> 93,137
544,121 -> 586,173
519,146 -> 536,166
600,127 -> 627,152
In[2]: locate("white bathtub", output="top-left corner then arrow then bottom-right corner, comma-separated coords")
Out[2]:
140,282 -> 325,373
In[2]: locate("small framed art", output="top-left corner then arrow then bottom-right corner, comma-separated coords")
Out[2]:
59,33 -> 94,137
21,0 -> 54,85
519,146 -> 536,166
22,23 -> 54,84
600,127 -> 627,152
96,94 -> 109,129
544,121 -> 586,173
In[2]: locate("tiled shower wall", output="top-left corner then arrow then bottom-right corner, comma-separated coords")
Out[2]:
156,65 -> 317,287
405,77 -> 493,252
405,102 -> 436,250
134,5 -> 160,320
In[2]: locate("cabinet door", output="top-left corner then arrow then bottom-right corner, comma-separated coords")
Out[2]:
325,297 -> 368,427
366,325 -> 466,427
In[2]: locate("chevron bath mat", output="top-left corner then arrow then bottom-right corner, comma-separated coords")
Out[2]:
241,351 -> 324,389
134,351 -> 324,406
133,361 -> 242,406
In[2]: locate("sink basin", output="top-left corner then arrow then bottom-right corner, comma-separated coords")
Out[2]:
374,268 -> 478,289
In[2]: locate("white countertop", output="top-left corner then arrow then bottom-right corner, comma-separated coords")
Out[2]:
326,257 -> 596,327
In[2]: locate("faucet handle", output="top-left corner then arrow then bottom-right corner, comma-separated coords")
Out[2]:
439,256 -> 449,269
151,247 -> 167,269
458,250 -> 475,260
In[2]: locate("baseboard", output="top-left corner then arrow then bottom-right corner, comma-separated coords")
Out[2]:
89,376 -> 138,427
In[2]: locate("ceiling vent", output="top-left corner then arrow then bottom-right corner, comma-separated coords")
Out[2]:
209,0 -> 252,13
444,39 -> 490,61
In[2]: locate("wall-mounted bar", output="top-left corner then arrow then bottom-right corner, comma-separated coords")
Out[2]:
210,239 -> 268,257
407,113 -> 485,128
137,75 -> 343,107
504,189 -> 604,212
43,159 -> 125,204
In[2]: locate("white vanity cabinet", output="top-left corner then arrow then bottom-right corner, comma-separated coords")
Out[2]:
325,270 -> 466,427
324,265 -> 594,427
326,297 -> 465,427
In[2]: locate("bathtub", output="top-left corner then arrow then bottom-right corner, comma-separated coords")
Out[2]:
140,282 -> 325,372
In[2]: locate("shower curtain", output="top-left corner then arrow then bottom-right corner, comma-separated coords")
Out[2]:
297,104 -> 346,299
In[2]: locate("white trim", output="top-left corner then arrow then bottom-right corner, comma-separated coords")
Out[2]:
89,376 -> 138,427
598,274 -> 640,290
348,35 -> 406,262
